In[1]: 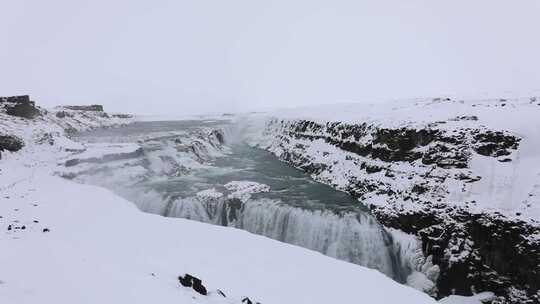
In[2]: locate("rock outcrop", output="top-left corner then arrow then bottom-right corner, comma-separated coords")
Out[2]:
0,95 -> 134,161
178,274 -> 208,295
0,134 -> 24,159
252,99 -> 540,304
0,95 -> 40,119
63,105 -> 104,112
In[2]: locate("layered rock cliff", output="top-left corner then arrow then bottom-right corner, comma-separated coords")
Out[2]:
249,97 -> 540,303
0,95 -> 133,160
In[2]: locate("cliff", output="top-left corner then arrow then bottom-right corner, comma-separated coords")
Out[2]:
250,97 -> 540,303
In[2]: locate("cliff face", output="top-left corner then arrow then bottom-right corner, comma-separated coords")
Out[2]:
0,95 -> 134,161
250,98 -> 540,303
0,95 -> 41,119
63,105 -> 104,112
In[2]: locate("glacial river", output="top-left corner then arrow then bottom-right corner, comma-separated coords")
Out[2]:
73,120 -> 414,283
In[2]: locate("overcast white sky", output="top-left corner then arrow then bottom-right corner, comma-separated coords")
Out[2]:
1,0 -> 539,115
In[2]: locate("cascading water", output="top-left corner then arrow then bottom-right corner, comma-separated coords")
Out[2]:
68,119 -> 436,290
161,194 -> 407,281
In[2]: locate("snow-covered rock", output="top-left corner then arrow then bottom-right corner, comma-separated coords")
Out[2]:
247,97 -> 540,303
224,181 -> 270,201
439,292 -> 496,304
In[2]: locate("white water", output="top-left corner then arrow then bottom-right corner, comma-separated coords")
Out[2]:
71,120 -> 431,286
135,194 -> 407,282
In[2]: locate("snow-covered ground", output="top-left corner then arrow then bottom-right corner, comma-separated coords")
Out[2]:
1,105 -> 441,303
251,97 -> 540,224
0,159 -> 437,304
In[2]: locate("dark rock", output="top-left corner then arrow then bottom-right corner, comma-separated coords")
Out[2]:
42,228 -> 50,233
190,141 -> 210,161
216,289 -> 226,297
375,206 -> 540,303
178,274 -> 207,295
211,129 -> 225,144
1,95 -> 40,119
63,105 -> 104,112
361,162 -> 384,174
221,198 -> 243,225
411,184 -> 428,194
178,275 -> 192,287
112,114 -> 133,119
473,131 -> 520,157
192,278 -> 207,296
267,118 -> 536,303
449,115 -> 479,121
0,95 -> 30,104
0,135 -> 24,158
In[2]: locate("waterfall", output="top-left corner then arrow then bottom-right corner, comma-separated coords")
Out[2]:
159,194 -> 411,282
68,120 -> 435,291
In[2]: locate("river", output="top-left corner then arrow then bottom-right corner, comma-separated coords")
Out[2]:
71,119 -> 417,283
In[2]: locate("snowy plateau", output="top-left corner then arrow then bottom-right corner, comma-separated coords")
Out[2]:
1,95 -> 539,304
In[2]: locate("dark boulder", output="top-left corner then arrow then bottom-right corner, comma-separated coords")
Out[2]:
178,275 -> 192,287
192,277 -> 207,296
0,135 -> 24,152
178,274 -> 207,295
220,198 -> 243,225
0,134 -> 24,159
473,131 -> 520,157
112,113 -> 133,119
1,95 -> 40,119
241,297 -> 261,304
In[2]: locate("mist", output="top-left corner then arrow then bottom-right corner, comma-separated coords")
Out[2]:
1,0 -> 539,115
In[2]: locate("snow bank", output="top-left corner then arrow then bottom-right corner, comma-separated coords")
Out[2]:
439,292 -> 496,304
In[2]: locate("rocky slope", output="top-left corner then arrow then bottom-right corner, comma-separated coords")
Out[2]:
0,95 -> 134,159
249,97 -> 540,304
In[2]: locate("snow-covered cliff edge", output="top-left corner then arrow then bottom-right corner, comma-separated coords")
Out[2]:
249,97 -> 540,303
0,96 -> 437,304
